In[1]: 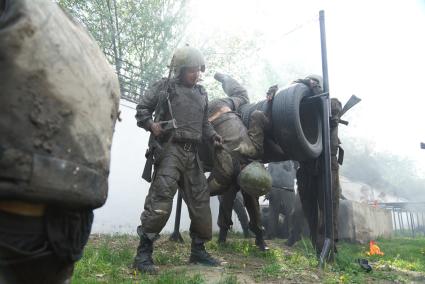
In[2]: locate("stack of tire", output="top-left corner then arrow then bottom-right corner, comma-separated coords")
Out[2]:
240,83 -> 322,162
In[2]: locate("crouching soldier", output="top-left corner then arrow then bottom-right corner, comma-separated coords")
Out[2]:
134,46 -> 223,273
207,74 -> 272,251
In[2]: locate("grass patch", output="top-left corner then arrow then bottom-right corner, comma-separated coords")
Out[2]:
73,233 -> 425,283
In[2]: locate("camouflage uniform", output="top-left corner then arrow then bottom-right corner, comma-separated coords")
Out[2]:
297,98 -> 342,254
208,74 -> 269,250
135,78 -> 216,240
134,47 -> 221,272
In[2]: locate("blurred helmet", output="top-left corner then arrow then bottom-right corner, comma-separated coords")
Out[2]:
305,74 -> 323,90
238,161 -> 272,197
171,46 -> 205,77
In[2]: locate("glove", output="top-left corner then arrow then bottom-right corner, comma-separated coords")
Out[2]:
214,72 -> 229,83
266,84 -> 278,101
212,133 -> 223,148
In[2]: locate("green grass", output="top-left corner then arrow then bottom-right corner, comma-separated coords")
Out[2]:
73,234 -> 425,283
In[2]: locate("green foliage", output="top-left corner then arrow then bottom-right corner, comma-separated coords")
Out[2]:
57,0 -> 189,103
217,274 -> 238,284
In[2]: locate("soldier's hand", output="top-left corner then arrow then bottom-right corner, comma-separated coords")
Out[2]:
212,134 -> 223,148
214,72 -> 228,83
266,84 -> 278,101
150,122 -> 163,137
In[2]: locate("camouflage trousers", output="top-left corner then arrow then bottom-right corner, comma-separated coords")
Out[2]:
140,143 -> 212,241
297,155 -> 340,253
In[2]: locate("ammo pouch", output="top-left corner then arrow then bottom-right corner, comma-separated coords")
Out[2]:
0,0 -> 120,208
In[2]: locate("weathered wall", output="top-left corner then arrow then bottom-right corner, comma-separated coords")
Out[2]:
338,200 -> 393,243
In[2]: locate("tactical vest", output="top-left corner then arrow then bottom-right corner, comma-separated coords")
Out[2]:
0,0 -> 120,209
170,84 -> 207,143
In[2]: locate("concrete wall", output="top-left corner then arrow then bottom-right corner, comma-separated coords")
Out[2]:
338,200 -> 393,243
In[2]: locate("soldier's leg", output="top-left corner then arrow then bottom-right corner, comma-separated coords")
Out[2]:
217,185 -> 238,243
233,191 -> 250,237
241,190 -> 269,251
286,195 -> 304,246
331,156 -> 341,250
297,163 -> 320,252
135,148 -> 181,273
181,153 -> 220,266
266,188 -> 280,239
234,110 -> 269,158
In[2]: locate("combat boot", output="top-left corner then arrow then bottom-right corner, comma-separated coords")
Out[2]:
133,232 -> 158,274
255,234 -> 269,252
250,224 -> 269,251
190,238 -> 221,266
217,228 -> 228,245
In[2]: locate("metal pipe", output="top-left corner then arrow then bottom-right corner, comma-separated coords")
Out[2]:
319,9 -> 334,266
410,212 -> 415,237
397,210 -> 403,234
392,208 -> 397,231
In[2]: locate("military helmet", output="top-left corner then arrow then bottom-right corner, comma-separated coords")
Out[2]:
305,74 -> 323,90
238,161 -> 272,197
171,46 -> 205,77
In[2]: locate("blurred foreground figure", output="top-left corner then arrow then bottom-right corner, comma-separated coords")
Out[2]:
134,46 -> 223,273
208,74 -> 272,251
0,1 -> 120,283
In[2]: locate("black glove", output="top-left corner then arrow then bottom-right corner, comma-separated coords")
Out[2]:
212,133 -> 223,148
266,84 -> 278,101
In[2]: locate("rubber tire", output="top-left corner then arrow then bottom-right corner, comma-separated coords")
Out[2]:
271,83 -> 322,161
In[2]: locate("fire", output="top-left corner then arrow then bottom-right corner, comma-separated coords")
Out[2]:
366,240 -> 384,256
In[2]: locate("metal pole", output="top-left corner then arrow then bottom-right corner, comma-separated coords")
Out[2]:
410,212 -> 415,237
392,208 -> 397,231
400,210 -> 405,234
397,210 -> 402,235
318,9 -> 334,267
169,191 -> 184,242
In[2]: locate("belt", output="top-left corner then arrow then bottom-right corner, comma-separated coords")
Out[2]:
0,201 -> 46,217
175,142 -> 197,152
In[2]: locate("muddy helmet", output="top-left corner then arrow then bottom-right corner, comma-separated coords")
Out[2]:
238,161 -> 272,197
170,46 -> 205,78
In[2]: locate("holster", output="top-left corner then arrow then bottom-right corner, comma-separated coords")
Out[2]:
338,146 -> 344,165
142,148 -> 154,183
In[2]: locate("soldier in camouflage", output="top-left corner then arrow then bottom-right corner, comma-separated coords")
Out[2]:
134,46 -> 223,273
208,74 -> 271,251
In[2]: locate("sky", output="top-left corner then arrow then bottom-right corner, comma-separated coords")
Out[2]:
185,0 -> 425,174
94,0 -> 425,234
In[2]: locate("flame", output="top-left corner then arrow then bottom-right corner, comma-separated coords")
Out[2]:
366,240 -> 384,256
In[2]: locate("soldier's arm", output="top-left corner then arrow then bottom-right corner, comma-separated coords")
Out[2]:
135,80 -> 163,131
201,88 -> 218,140
214,73 -> 249,111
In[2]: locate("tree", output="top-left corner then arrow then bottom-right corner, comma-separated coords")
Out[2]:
58,0 -> 189,103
